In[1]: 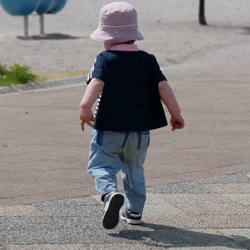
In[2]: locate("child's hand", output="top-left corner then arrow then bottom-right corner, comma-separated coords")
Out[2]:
79,107 -> 96,131
170,115 -> 185,131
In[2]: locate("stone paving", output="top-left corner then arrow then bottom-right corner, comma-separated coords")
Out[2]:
0,172 -> 249,249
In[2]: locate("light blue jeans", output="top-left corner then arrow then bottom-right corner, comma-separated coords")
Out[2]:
88,129 -> 150,213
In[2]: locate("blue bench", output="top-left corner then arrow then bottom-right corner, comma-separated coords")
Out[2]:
0,0 -> 67,36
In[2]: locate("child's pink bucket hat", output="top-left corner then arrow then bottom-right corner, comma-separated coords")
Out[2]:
90,2 -> 144,43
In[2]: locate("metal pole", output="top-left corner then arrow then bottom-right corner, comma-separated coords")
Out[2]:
199,0 -> 207,25
24,15 -> 29,37
39,14 -> 45,35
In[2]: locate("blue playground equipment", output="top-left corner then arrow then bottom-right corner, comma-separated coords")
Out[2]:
36,0 -> 55,15
46,0 -> 67,14
0,0 -> 67,36
0,0 -> 40,16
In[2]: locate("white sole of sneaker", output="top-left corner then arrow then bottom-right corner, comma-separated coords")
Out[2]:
120,214 -> 142,225
103,193 -> 124,229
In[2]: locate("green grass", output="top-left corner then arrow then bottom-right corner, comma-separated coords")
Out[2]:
0,74 -> 40,86
0,63 -> 37,86
0,63 -> 88,87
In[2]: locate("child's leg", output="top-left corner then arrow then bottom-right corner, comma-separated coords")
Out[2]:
121,131 -> 150,214
88,129 -> 126,200
88,129 -> 128,229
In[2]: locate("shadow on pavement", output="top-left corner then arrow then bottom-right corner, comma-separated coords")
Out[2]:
17,33 -> 88,40
110,223 -> 249,249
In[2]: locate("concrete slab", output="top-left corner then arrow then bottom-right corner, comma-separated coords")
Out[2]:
144,214 -> 250,229
142,228 -> 245,249
156,194 -> 235,204
216,229 -> 250,250
223,194 -> 250,206
144,193 -> 185,217
0,205 -> 45,217
204,184 -> 250,194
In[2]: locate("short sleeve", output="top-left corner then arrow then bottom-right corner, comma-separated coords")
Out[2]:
149,55 -> 167,84
86,53 -> 106,84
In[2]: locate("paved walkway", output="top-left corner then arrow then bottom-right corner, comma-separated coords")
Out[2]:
1,0 -> 250,249
0,77 -> 249,249
0,170 -> 249,249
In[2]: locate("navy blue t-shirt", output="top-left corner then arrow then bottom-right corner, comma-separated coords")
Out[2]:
87,50 -> 168,131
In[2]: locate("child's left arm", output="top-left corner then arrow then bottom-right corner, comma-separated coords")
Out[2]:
158,80 -> 185,131
79,78 -> 104,131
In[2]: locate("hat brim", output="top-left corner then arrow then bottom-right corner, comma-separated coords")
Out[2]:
90,27 -> 144,43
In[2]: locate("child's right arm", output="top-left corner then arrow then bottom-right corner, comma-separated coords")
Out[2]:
79,78 -> 104,131
158,80 -> 185,131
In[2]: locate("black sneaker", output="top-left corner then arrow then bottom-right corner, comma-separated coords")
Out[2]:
120,209 -> 142,225
102,192 -> 124,229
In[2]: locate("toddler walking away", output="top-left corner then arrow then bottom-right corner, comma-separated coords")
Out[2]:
79,2 -> 184,229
